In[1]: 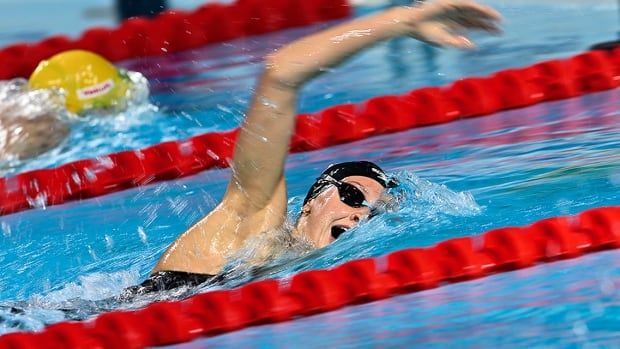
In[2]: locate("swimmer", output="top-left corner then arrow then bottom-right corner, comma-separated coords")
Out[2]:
0,80 -> 70,162
125,0 -> 502,296
0,50 -> 147,162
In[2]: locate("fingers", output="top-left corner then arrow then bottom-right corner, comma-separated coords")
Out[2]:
450,0 -> 502,22
445,1 -> 502,34
445,34 -> 475,49
450,16 -> 502,34
408,0 -> 502,49
429,26 -> 476,49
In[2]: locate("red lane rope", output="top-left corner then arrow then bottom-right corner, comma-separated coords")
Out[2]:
1,47 -> 618,217
0,205 -> 618,348
0,0 -> 351,80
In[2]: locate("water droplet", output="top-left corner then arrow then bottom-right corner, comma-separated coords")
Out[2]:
167,197 -> 189,217
71,172 -> 82,185
572,320 -> 588,337
27,192 -> 48,209
609,169 -> 620,187
138,226 -> 148,244
206,149 -> 219,160
87,245 -> 98,261
179,142 -> 193,155
554,198 -> 573,215
84,168 -> 96,182
134,150 -> 145,159
331,29 -> 372,43
97,156 -> 114,169
259,97 -> 278,109
216,104 -> 232,113
104,235 -> 114,251
1,222 -> 11,237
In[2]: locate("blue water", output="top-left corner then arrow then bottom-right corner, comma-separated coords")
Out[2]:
0,0 -> 619,347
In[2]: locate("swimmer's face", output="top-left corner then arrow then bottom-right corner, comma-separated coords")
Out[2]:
296,175 -> 385,247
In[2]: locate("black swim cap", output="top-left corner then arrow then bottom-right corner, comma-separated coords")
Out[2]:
302,161 -> 398,206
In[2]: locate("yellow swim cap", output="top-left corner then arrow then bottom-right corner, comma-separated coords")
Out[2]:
29,50 -> 129,114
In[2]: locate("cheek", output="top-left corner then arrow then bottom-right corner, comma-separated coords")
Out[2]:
308,203 -> 334,228
312,189 -> 338,214
313,196 -> 348,220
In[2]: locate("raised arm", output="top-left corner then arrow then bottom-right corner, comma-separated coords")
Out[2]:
223,0 -> 501,211
223,8 -> 411,212
154,0 -> 501,275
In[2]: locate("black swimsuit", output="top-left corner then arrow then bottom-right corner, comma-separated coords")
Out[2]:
0,271 -> 222,322
120,271 -> 218,300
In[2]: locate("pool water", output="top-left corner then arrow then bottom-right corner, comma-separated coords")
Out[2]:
0,0 -> 619,347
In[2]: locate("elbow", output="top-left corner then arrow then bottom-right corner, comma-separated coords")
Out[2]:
262,53 -> 303,91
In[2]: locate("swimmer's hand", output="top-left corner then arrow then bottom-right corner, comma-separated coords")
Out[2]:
395,0 -> 502,49
267,0 -> 501,88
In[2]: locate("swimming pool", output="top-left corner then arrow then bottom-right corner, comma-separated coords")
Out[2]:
0,0 -> 619,347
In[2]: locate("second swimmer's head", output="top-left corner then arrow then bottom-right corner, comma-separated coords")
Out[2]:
28,50 -> 131,114
295,161 -> 397,247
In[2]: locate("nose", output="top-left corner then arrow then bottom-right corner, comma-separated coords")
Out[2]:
349,207 -> 370,224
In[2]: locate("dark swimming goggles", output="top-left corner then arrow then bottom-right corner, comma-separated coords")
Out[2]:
319,175 -> 368,208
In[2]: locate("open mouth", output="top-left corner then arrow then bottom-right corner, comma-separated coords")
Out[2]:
331,225 -> 349,240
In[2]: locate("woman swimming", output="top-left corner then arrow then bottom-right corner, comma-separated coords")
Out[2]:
125,0 -> 502,296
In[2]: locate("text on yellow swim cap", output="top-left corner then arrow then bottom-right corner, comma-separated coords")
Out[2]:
29,50 -> 129,114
